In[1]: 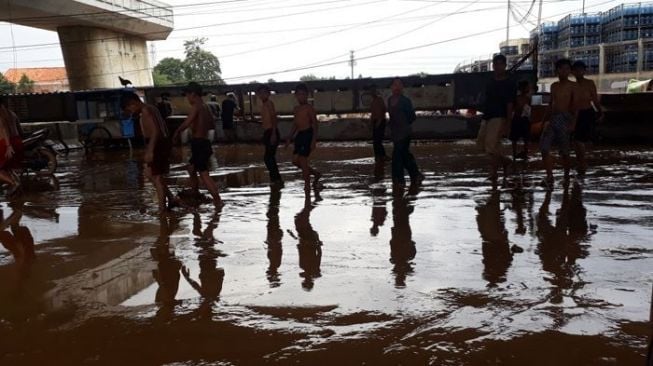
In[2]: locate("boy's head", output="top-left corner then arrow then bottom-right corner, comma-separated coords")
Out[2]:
183,82 -> 203,104
390,78 -> 403,95
209,94 -> 217,102
294,83 -> 309,104
256,84 -> 270,101
492,54 -> 507,73
518,80 -> 531,94
555,58 -> 572,79
120,91 -> 143,114
572,60 -> 587,79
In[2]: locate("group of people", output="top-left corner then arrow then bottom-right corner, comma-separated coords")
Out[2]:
121,76 -> 432,215
0,96 -> 24,196
478,54 -> 602,188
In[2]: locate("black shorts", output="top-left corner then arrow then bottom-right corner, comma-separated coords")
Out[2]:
293,128 -> 314,157
509,116 -> 530,142
147,138 -> 172,176
574,108 -> 596,143
189,138 -> 213,172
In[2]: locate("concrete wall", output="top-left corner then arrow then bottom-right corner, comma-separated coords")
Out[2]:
58,26 -> 153,90
188,115 -> 482,143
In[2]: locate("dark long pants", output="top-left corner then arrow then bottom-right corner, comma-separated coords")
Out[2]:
373,121 -> 386,158
263,128 -> 282,182
391,138 -> 420,184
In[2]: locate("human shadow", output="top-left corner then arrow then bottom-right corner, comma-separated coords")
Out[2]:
389,184 -> 419,288
476,191 -> 512,286
265,187 -> 283,287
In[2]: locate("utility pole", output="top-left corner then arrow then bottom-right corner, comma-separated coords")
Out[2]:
537,0 -> 543,27
349,50 -> 356,79
506,0 -> 511,46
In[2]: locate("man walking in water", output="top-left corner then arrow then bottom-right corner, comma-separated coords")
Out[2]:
388,78 -> 423,187
369,85 -> 389,162
285,83 -> 321,196
477,54 -> 517,187
173,82 -> 223,208
221,93 -> 238,143
571,60 -> 602,175
257,84 -> 283,187
121,91 -> 177,214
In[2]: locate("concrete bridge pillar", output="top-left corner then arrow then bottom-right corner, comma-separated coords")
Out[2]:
58,26 -> 153,90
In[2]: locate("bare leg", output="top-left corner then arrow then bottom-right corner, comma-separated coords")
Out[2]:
187,165 -> 200,196
512,142 -> 518,161
298,156 -> 311,195
561,154 -> 571,180
574,141 -> 587,173
542,151 -> 554,183
0,170 -> 17,192
152,175 -> 167,213
199,171 -> 222,208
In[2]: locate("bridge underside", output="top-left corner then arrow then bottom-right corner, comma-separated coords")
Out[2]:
0,0 -> 173,90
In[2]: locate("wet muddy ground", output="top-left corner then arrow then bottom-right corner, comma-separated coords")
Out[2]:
0,141 -> 651,365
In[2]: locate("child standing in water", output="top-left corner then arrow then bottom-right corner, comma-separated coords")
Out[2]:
509,80 -> 532,161
257,84 -> 283,187
285,83 -> 321,196
540,58 -> 578,188
571,60 -> 602,175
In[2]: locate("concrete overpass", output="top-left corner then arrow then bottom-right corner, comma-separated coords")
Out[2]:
0,0 -> 173,90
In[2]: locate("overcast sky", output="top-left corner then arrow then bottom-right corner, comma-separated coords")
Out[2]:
0,0 -> 644,83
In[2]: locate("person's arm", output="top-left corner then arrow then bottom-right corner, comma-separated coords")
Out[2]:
269,101 -> 279,144
142,108 -> 159,163
310,106 -> 318,150
590,82 -> 603,121
173,105 -> 199,142
181,266 -> 202,294
405,97 -> 416,124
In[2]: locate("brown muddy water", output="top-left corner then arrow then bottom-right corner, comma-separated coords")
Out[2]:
0,141 -> 651,365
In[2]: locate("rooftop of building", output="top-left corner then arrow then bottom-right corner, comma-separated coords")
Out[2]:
4,67 -> 68,84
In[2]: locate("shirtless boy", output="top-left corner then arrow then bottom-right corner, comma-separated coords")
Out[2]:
173,82 -> 223,208
285,83 -> 321,195
541,58 -> 578,187
571,61 -> 602,175
121,91 -> 176,213
256,84 -> 283,187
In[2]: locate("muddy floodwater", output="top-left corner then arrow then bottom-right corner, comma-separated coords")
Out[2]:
0,141 -> 651,365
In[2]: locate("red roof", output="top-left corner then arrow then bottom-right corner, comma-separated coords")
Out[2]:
4,67 -> 68,84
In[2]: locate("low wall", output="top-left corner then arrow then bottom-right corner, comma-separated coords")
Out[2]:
175,115 -> 482,143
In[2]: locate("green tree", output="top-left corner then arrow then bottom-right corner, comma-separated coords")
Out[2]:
299,74 -> 337,81
16,74 -> 34,93
0,74 -> 15,93
299,74 -> 319,82
153,57 -> 185,85
183,38 -> 223,84
267,78 -> 276,83
409,72 -> 430,78
152,70 -> 172,86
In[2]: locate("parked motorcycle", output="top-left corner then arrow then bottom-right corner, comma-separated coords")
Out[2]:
19,129 -> 58,175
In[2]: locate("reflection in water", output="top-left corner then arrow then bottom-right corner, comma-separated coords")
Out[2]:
476,192 -> 512,286
370,186 -> 388,237
509,188 -> 534,236
150,215 -> 182,318
294,197 -> 322,291
266,188 -> 283,287
0,203 -> 36,283
183,210 -> 225,318
389,185 -> 418,288
536,182 -> 590,309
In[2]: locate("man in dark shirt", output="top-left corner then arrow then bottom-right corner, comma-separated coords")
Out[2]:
221,94 -> 238,143
388,78 -> 424,188
477,54 -> 517,186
